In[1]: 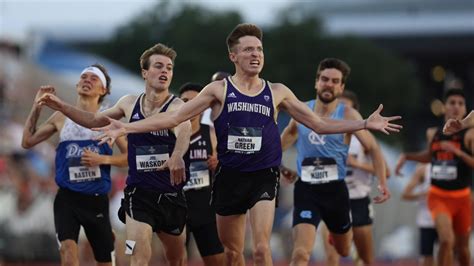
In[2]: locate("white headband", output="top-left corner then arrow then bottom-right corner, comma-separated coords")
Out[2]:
80,66 -> 107,88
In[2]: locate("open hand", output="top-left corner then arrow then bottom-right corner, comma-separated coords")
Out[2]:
366,104 -> 402,135
93,118 -> 127,146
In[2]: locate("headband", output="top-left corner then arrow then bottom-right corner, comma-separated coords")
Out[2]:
80,66 -> 107,88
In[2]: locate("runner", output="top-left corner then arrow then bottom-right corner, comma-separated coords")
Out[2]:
319,89 -> 391,265
38,24 -> 401,265
36,43 -> 192,266
280,59 -> 390,265
402,163 -> 437,266
21,64 -> 125,266
395,88 -> 474,266
179,82 -> 224,265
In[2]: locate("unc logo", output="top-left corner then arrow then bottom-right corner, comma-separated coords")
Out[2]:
308,131 -> 326,145
300,210 -> 312,219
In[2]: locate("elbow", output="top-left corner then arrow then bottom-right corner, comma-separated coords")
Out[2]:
400,194 -> 409,201
21,139 -> 33,149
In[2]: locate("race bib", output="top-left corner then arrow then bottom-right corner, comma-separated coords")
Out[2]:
301,157 -> 338,184
68,158 -> 101,182
135,145 -> 169,173
431,161 -> 457,180
227,127 -> 262,154
183,161 -> 210,191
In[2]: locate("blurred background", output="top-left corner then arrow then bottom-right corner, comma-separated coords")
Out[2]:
1,0 -> 473,265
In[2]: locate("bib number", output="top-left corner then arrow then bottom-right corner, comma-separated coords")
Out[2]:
227,127 -> 262,154
431,161 -> 457,180
183,161 -> 210,191
68,158 -> 101,182
135,145 -> 169,173
301,157 -> 338,184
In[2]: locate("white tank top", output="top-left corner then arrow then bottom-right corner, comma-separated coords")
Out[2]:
416,163 -> 434,228
59,108 -> 105,142
345,135 -> 373,199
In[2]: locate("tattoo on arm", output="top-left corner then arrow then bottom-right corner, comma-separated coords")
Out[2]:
28,107 -> 41,134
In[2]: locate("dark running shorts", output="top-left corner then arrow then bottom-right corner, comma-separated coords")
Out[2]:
118,186 -> 187,236
54,188 -> 114,262
211,165 -> 280,216
293,179 -> 352,234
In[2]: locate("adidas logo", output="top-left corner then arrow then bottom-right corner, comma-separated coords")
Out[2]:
260,192 -> 270,199
132,113 -> 140,120
228,92 -> 237,98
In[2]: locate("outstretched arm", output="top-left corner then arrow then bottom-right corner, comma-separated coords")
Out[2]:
37,92 -> 128,128
93,83 -> 218,144
277,84 -> 402,135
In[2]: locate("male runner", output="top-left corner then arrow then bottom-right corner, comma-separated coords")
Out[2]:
320,90 -> 391,266
280,59 -> 390,265
402,163 -> 437,266
36,43 -> 192,266
179,82 -> 225,265
39,24 -> 401,266
395,88 -> 474,266
21,64 -> 124,266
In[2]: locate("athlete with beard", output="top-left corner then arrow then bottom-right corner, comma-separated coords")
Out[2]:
34,44 -> 192,266
41,24 -> 402,265
280,58 -> 390,265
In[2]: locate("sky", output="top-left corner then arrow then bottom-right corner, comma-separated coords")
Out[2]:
0,0 -> 293,43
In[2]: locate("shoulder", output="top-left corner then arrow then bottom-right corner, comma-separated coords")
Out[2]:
267,82 -> 289,93
344,105 -> 363,120
426,127 -> 438,141
204,80 -> 226,92
267,82 -> 293,104
117,94 -> 139,106
165,96 -> 185,112
426,127 -> 438,136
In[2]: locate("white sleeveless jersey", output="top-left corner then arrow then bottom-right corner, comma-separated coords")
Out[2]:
60,117 -> 103,142
416,163 -> 434,228
345,135 -> 373,199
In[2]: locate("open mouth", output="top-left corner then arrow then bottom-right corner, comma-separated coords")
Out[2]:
159,75 -> 168,82
250,60 -> 260,66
